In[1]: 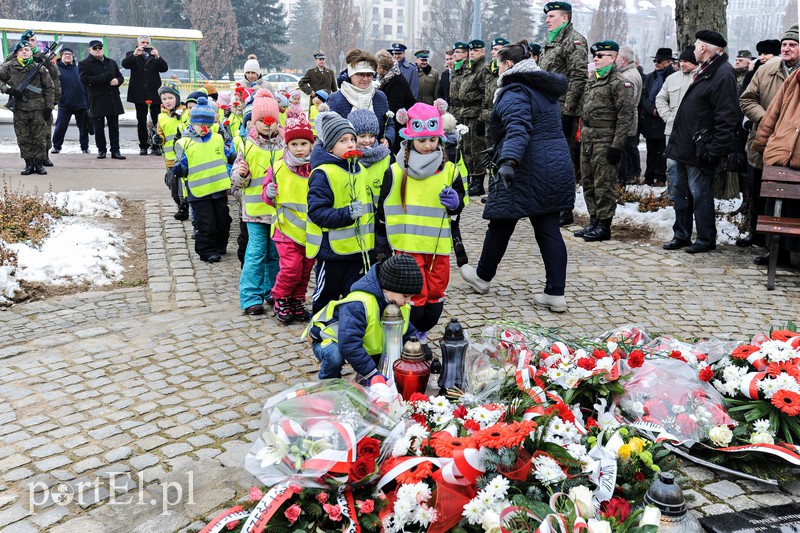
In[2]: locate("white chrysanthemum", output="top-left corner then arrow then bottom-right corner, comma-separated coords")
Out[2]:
773,372 -> 800,393
548,417 -> 567,436
485,475 -> 510,500
406,423 -> 429,440
547,367 -> 566,382
758,340 -> 799,363
428,396 -> 451,413
595,357 -> 615,371
722,365 -> 747,382
433,413 -> 454,428
566,443 -> 591,468
414,506 -> 437,527
753,419 -> 773,436
393,499 -> 414,523
533,455 -> 567,484
392,436 -> 411,457
382,514 -> 398,533
462,499 -> 485,525
561,422 -> 580,442
758,378 -> 780,399
478,491 -> 494,507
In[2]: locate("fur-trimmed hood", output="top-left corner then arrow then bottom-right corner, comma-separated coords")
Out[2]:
497,59 -> 569,103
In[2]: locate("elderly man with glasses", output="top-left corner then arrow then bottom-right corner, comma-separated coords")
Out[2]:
79,40 -> 126,160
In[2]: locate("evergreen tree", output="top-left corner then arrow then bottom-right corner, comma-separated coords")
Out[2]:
235,0 -> 290,71
588,0 -> 628,47
287,0 -> 322,69
483,0 -> 534,43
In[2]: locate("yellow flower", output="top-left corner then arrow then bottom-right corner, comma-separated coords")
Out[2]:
628,437 -> 645,454
618,444 -> 631,460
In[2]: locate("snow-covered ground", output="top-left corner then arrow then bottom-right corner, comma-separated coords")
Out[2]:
0,189 -> 125,303
574,185 -> 745,245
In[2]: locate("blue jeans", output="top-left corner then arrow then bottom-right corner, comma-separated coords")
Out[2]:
312,341 -> 344,379
239,222 -> 280,309
671,162 -> 716,247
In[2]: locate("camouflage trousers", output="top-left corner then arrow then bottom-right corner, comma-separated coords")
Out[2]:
45,112 -> 53,152
463,117 -> 487,179
13,109 -> 48,160
580,141 -> 620,220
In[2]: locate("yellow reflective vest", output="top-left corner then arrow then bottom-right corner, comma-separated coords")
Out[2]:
175,135 -> 231,199
304,291 -> 410,355
362,156 -> 391,208
273,160 -> 309,245
240,138 -> 282,219
306,163 -> 375,258
157,111 -> 181,166
384,161 -> 458,255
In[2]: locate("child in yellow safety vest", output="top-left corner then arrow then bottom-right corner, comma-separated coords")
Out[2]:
308,90 -> 329,137
307,112 -> 376,314
303,253 -> 423,382
172,97 -> 234,263
376,102 -> 466,357
261,109 -> 316,324
230,90 -> 284,316
153,81 -> 188,221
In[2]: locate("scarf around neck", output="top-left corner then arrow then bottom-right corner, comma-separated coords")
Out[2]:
283,149 -> 311,176
595,64 -> 614,79
378,65 -> 401,89
549,22 -> 569,44
340,81 -> 375,111
358,141 -> 391,167
397,141 -> 444,179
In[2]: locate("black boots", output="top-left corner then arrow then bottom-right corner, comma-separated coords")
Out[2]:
573,216 -> 598,238
21,159 -> 34,175
582,218 -> 612,242
559,210 -> 574,227
468,176 -> 485,196
34,159 -> 47,175
42,158 -> 54,167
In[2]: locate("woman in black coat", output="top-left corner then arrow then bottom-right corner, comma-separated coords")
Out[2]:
78,43 -> 126,159
460,41 -> 574,313
375,50 -> 416,153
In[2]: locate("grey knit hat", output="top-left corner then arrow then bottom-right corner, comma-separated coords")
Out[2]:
347,109 -> 380,136
378,254 -> 423,295
783,24 -> 799,43
316,111 -> 356,152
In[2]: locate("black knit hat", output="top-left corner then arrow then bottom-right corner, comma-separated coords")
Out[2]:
678,47 -> 698,64
378,255 -> 423,295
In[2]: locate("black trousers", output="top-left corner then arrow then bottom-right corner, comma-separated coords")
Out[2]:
644,137 -> 667,182
93,114 -> 120,152
620,135 -> 640,183
476,212 -> 567,296
191,195 -> 231,260
135,102 -> 160,150
237,218 -> 249,268
53,106 -> 89,151
747,165 -> 766,246
311,258 -> 364,314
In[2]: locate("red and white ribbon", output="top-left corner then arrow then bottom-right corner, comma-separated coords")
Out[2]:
199,506 -> 251,533
240,482 -> 294,533
739,371 -> 767,400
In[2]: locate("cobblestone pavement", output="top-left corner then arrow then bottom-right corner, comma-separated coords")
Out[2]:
1,197 -> 799,532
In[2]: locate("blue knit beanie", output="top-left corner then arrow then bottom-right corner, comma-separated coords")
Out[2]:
190,97 -> 216,126
186,90 -> 206,105
347,109 -> 379,136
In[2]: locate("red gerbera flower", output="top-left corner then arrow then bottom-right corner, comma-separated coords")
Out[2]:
396,461 -> 432,484
771,390 -> 800,416
766,361 -> 800,380
732,345 -> 759,360
430,434 -> 474,457
771,329 -> 800,342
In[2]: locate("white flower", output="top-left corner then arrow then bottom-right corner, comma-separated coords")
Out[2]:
774,372 -> 800,393
252,430 -> 288,467
406,423 -> 429,440
671,405 -> 685,414
753,419 -> 772,435
595,357 -> 615,371
639,506 -> 662,526
722,365 -> 746,383
392,436 -> 411,457
750,432 -> 774,445
533,455 -> 567,484
568,485 -> 594,518
758,378 -> 780,399
433,413 -> 454,427
455,123 -> 469,135
709,425 -> 733,447
462,499 -> 485,525
393,498 -> 413,523
566,443 -> 590,467
587,518 -> 612,533
480,509 -> 502,533
382,514 -> 398,533
385,110 -> 395,119
484,475 -> 510,500
428,395 -> 451,413
414,506 -> 437,527
607,341 -> 618,353
758,340 -> 798,363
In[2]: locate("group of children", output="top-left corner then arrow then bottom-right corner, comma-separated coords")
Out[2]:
154,72 -> 469,384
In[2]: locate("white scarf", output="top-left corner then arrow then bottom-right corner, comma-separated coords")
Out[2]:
339,81 -> 375,111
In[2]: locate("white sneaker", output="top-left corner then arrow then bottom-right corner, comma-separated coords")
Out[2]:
533,293 -> 567,313
460,265 -> 490,294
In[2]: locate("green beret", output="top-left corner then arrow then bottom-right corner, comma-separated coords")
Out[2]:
414,49 -> 430,59
590,40 -> 620,53
543,2 -> 572,13
468,39 -> 485,50
21,29 -> 35,41
13,40 -> 30,53
453,41 -> 469,51
491,38 -> 510,48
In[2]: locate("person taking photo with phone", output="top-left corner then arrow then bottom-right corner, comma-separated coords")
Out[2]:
122,35 -> 169,155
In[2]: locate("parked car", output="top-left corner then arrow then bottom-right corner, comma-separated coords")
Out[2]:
263,73 -> 301,92
119,68 -> 209,85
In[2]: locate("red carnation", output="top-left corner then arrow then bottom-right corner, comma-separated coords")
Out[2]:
586,417 -> 599,429
592,348 -> 608,359
699,366 -> 714,382
263,116 -> 276,126
669,350 -> 687,362
577,357 -> 597,370
409,392 -> 429,403
411,413 -> 427,426
145,99 -> 152,105
453,405 -> 468,419
628,349 -> 645,368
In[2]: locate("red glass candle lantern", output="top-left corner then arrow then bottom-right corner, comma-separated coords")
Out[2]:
393,337 -> 431,400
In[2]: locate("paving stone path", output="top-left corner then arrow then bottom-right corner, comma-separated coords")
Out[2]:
1,195 -> 799,532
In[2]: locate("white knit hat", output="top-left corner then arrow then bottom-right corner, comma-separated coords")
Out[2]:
243,54 -> 260,75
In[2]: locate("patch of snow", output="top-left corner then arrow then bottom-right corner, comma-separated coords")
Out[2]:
46,189 -> 122,218
0,265 -> 20,300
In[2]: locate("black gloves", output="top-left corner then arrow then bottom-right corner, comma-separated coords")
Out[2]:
172,165 -> 187,179
699,152 -> 721,169
480,146 -> 495,168
226,151 -> 237,165
42,108 -> 52,121
606,147 -> 622,165
32,54 -> 44,64
497,163 -> 515,188
561,114 -> 575,140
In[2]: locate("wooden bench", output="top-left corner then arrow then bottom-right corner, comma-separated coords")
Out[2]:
756,165 -> 800,290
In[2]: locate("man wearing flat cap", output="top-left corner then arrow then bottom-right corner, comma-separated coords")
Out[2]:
539,1 -> 588,226
481,37 -> 510,149
449,42 -> 469,122
662,30 -> 738,254
459,39 -> 488,196
639,47 -> 674,186
415,50 -> 439,105
299,51 -> 338,97
389,43 -> 419,99
739,25 -> 800,254
574,40 -> 635,242
734,50 -> 753,92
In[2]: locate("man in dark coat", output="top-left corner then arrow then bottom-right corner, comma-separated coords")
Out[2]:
639,47 -> 674,185
298,51 -> 338,96
663,30 -> 738,254
437,50 -> 454,104
52,48 -> 89,154
121,35 -> 168,156
389,43 -> 419,99
79,40 -> 126,160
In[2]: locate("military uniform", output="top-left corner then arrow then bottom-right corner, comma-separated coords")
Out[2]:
481,60 -> 499,147
417,66 -> 439,105
578,52 -> 635,241
36,48 -> 60,161
448,43 -> 469,123
458,42 -> 487,195
0,53 -> 55,174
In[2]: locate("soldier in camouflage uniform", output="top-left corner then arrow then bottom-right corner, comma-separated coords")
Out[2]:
459,39 -> 488,196
0,40 -> 55,175
574,41 -> 635,242
481,38 -> 509,152
21,31 -> 60,166
449,42 -> 469,125
538,1 -> 588,226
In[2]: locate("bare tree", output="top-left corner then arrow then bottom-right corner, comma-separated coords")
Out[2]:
320,0 -> 360,72
422,0 -> 474,66
674,0 -> 727,50
183,0 -> 241,79
588,0 -> 628,46
783,0 -> 798,33
355,0 -> 377,51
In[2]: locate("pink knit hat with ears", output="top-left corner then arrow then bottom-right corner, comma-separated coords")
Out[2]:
398,102 -> 446,141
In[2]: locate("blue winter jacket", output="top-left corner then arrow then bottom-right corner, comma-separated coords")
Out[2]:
308,262 -> 418,380
486,60 -> 575,220
307,143 -> 372,261
397,58 -> 420,99
326,88 -> 396,147
57,59 -> 87,109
